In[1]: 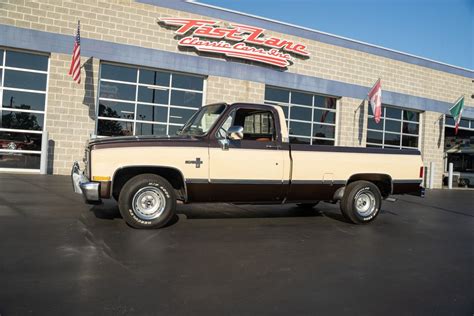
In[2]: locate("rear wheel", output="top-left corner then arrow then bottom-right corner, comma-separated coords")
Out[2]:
340,180 -> 381,224
118,174 -> 176,229
296,202 -> 319,209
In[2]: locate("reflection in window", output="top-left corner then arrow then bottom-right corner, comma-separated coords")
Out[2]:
1,111 -> 44,131
137,104 -> 168,123
5,51 -> 48,71
135,123 -> 167,136
97,119 -> 134,136
101,64 -> 137,82
4,70 -> 47,91
99,82 -> 136,101
98,101 -> 135,120
0,49 -> 48,171
0,131 -> 42,151
265,86 -> 337,145
0,152 -> 41,169
2,90 -> 46,112
366,105 -> 420,149
97,63 -> 205,137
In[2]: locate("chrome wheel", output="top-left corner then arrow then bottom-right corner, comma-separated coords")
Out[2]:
354,190 -> 376,216
132,186 -> 166,220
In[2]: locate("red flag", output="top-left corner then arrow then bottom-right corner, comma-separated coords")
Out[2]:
68,21 -> 81,84
368,79 -> 382,123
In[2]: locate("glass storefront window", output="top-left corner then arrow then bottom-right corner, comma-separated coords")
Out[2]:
0,49 -> 48,171
264,86 -> 338,145
366,105 -> 420,149
97,63 -> 205,137
444,116 -> 474,176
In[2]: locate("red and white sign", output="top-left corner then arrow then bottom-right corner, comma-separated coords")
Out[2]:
159,18 -> 310,68
368,79 -> 382,123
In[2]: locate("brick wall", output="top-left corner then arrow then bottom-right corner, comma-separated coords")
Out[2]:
420,111 -> 446,189
46,53 -> 97,175
337,98 -> 368,147
0,0 -> 472,109
206,76 -> 264,105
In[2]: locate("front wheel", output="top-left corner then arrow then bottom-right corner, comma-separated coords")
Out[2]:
118,174 -> 176,229
340,180 -> 381,224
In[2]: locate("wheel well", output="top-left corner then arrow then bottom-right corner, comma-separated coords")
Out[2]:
347,173 -> 392,198
112,166 -> 186,201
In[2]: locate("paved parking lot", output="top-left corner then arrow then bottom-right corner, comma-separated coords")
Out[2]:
0,173 -> 473,315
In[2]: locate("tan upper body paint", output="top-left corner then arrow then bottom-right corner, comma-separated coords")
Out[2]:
89,104 -> 423,197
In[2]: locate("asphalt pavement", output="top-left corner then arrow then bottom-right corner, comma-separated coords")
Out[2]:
0,173 -> 473,315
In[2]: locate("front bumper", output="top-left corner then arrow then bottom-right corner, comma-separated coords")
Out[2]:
71,161 -> 102,204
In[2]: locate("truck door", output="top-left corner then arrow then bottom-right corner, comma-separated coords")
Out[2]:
209,106 -> 286,202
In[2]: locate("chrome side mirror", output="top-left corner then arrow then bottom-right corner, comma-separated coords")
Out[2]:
227,125 -> 244,141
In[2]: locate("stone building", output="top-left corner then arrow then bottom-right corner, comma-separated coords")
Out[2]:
0,0 -> 473,188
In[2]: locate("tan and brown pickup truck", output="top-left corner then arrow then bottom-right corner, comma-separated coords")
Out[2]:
72,103 -> 424,228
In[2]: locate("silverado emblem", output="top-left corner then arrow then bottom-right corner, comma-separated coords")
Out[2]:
185,158 -> 203,168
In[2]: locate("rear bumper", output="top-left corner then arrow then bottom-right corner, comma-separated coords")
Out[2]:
71,161 -> 102,204
407,186 -> 425,198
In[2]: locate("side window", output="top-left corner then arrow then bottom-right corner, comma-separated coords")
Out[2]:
216,108 -> 276,141
236,110 -> 275,141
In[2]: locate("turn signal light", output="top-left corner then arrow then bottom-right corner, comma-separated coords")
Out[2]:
92,176 -> 111,181
419,166 -> 424,178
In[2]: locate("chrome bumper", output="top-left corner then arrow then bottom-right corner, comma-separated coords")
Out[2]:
71,161 -> 101,204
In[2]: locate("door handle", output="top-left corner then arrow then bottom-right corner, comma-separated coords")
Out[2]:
266,144 -> 281,149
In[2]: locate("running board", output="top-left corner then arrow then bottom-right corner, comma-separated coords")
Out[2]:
385,197 -> 397,202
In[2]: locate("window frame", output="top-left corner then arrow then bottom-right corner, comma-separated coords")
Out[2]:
0,48 -> 50,172
366,105 -> 421,150
264,86 -> 338,146
96,62 -> 206,137
445,115 -> 474,131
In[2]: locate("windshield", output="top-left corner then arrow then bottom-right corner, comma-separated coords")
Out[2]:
178,104 -> 227,136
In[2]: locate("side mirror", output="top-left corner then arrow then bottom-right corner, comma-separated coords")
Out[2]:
227,126 -> 244,140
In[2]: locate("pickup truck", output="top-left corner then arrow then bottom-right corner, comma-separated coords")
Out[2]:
72,103 -> 424,229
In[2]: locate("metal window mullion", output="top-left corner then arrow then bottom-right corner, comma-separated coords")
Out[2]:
381,108 -> 386,148
310,95 -> 315,145
135,119 -> 167,125
0,149 -> 42,154
0,127 -> 43,134
3,108 -> 45,114
0,49 -> 5,115
100,78 -> 137,86
137,82 -> 203,94
166,73 -> 172,135
1,86 -> 48,94
133,68 -> 139,135
399,111 -> 404,149
97,116 -> 135,123
98,97 -> 136,104
201,76 -> 207,107
290,134 -> 311,139
3,66 -> 48,74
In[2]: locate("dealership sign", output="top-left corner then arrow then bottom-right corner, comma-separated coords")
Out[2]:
159,18 -> 310,68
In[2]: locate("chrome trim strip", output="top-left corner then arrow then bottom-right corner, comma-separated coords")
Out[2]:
210,179 -> 285,185
392,179 -> 423,184
186,178 -> 209,184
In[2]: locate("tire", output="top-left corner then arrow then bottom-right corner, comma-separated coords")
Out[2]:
340,180 -> 381,224
118,174 -> 176,229
296,202 -> 319,208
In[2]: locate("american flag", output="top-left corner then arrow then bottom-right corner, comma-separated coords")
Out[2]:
68,21 -> 81,84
